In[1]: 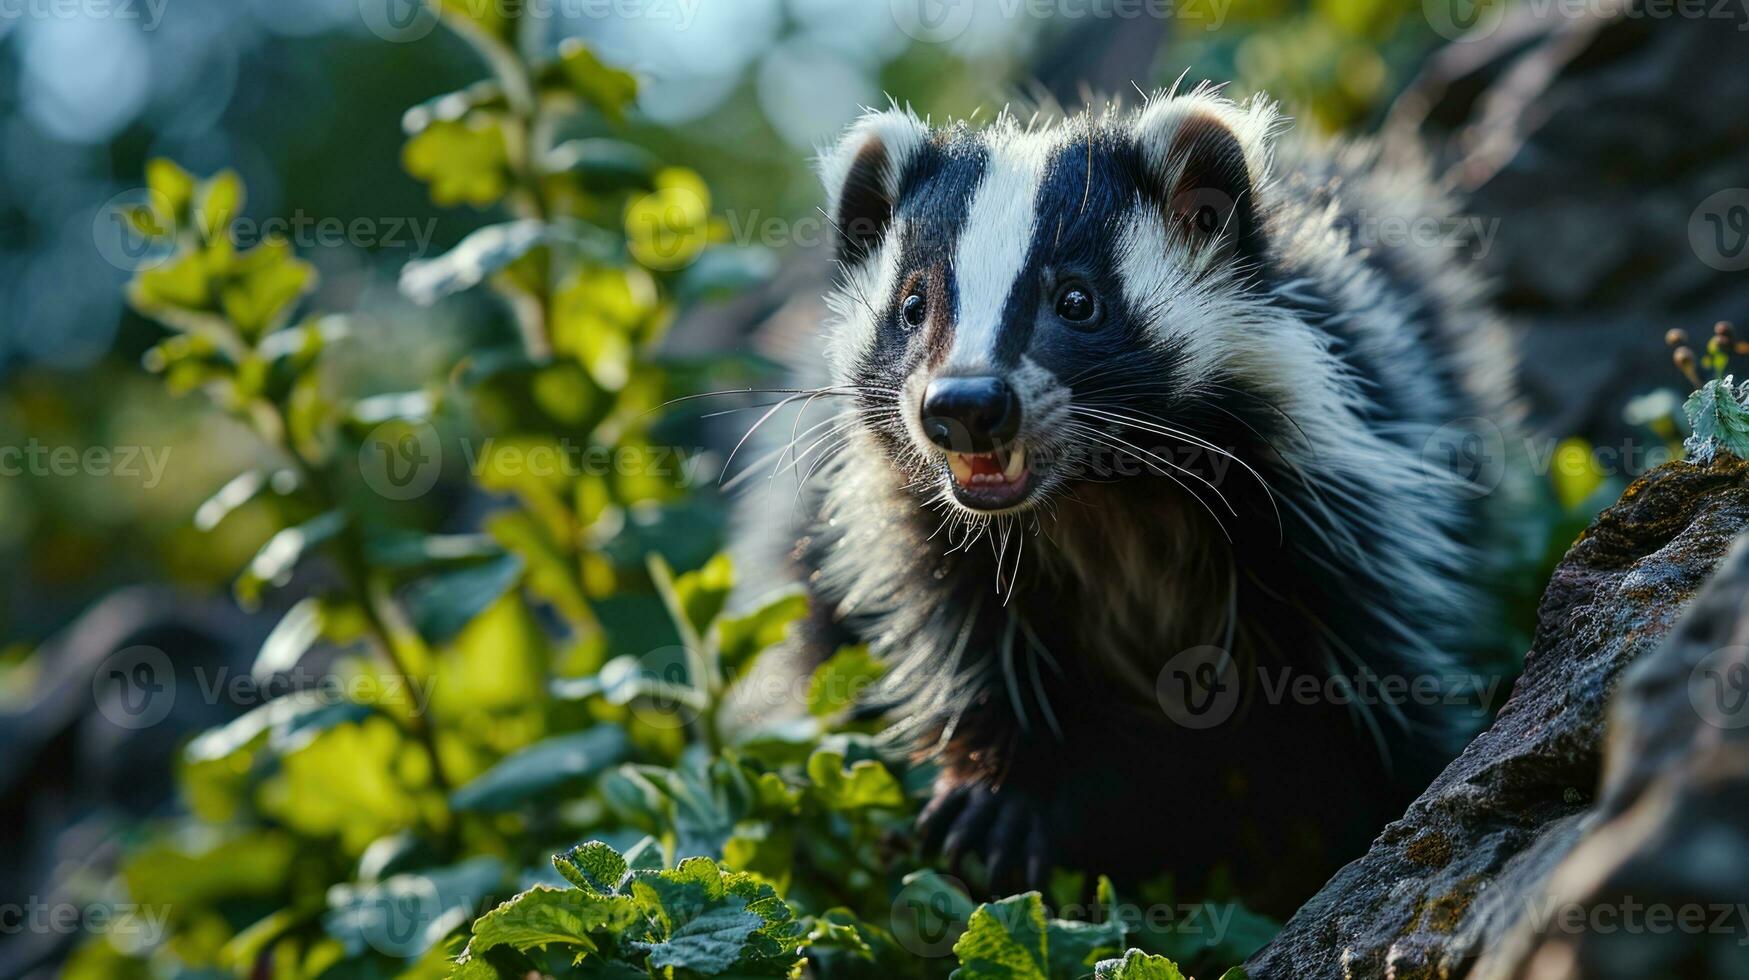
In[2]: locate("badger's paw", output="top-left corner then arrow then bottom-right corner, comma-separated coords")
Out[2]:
916,778 -> 1054,895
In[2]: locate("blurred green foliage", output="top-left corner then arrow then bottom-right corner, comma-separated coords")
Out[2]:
11,2 -> 1680,979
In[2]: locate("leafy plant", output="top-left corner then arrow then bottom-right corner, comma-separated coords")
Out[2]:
73,6 -> 1269,980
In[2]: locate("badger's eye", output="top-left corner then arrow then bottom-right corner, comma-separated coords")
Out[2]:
1054,283 -> 1098,324
901,290 -> 928,328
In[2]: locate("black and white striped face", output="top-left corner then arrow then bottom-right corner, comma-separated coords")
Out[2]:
820,91 -> 1278,515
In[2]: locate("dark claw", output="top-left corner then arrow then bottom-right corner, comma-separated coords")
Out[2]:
1023,819 -> 1051,894
941,788 -> 998,871
918,779 -> 1056,897
917,783 -> 971,855
984,802 -> 1027,892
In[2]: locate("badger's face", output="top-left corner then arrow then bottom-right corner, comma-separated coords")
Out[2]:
819,92 -> 1278,516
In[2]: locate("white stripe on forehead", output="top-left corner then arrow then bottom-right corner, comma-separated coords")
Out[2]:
947,128 -> 1051,370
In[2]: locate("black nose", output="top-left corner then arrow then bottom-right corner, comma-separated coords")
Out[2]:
920,376 -> 1021,453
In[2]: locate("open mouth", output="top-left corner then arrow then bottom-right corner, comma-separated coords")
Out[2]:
943,442 -> 1032,510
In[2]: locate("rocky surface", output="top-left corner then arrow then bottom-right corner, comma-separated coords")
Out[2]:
1386,4 -> 1749,443
1244,455 -> 1749,979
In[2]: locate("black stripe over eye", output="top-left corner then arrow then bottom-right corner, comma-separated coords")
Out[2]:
902,289 -> 927,328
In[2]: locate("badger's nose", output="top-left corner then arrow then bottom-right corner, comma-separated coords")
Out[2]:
920,376 -> 1021,453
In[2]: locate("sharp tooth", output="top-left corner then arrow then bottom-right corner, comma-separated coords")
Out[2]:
947,453 -> 973,486
1003,443 -> 1026,480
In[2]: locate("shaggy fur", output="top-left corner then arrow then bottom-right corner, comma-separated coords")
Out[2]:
729,84 -> 1513,911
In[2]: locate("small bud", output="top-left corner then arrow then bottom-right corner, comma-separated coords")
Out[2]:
1716,320 -> 1734,340
1736,341 -> 1749,356
1666,328 -> 1689,348
1675,346 -> 1702,387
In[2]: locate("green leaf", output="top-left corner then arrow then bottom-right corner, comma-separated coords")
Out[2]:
401,220 -> 546,306
1047,917 -> 1129,978
674,246 -> 778,304
805,749 -> 905,811
952,894 -> 1051,980
1683,376 -> 1749,462
450,727 -> 631,813
544,138 -> 659,191
402,115 -> 510,209
194,468 -> 295,531
649,552 -> 734,649
462,884 -> 640,960
1093,950 -> 1190,980
553,841 -> 629,896
260,715 -> 430,854
639,900 -> 763,973
550,39 -> 638,121
130,249 -> 211,314
196,169 -> 244,242
220,239 -> 317,337
716,589 -> 808,677
145,158 -> 196,227
252,596 -> 324,681
434,0 -> 518,43
807,644 -> 882,718
324,856 -> 506,959
236,510 -> 346,607
402,553 -> 525,645
629,857 -> 804,975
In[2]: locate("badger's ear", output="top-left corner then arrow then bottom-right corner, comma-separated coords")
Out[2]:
818,109 -> 928,267
1131,94 -> 1274,263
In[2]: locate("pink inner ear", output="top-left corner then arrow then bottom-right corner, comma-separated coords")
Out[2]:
1160,113 -> 1255,249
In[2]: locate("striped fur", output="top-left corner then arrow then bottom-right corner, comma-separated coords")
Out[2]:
732,84 -> 1514,907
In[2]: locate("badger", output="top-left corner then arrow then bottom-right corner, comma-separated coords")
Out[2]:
727,84 -> 1512,909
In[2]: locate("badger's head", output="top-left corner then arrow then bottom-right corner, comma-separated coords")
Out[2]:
818,90 -> 1285,518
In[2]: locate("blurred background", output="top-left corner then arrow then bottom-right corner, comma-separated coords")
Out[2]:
0,0 -> 1744,977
